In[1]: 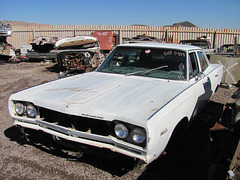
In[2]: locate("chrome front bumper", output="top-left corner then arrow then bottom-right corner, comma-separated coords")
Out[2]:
14,118 -> 148,162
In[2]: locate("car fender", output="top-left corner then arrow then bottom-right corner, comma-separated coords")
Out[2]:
146,85 -> 196,163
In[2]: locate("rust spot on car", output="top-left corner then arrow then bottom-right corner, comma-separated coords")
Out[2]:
41,80 -> 49,84
148,137 -> 151,143
47,88 -> 84,92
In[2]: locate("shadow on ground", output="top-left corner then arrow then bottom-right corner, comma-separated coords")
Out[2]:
4,125 -> 135,177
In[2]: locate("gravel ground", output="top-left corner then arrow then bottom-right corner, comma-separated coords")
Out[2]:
0,61 -> 239,179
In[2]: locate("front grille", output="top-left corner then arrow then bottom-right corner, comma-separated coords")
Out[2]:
39,107 -> 114,136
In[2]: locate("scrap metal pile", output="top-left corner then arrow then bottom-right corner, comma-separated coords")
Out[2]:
54,36 -> 103,76
26,36 -> 58,60
123,34 -> 162,44
30,36 -> 58,53
59,51 -> 101,73
0,20 -> 12,36
0,20 -> 15,61
209,89 -> 240,180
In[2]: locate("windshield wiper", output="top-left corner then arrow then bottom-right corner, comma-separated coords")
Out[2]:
125,65 -> 168,76
125,70 -> 147,76
141,65 -> 168,75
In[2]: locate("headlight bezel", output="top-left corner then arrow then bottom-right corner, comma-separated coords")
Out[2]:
114,123 -> 129,139
131,127 -> 146,144
113,120 -> 146,147
15,102 -> 26,116
26,103 -> 37,118
14,101 -> 38,118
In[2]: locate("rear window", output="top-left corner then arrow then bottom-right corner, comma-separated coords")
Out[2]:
197,51 -> 208,72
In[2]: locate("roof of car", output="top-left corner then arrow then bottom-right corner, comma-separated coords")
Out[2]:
221,44 -> 240,46
180,39 -> 209,42
118,42 -> 201,51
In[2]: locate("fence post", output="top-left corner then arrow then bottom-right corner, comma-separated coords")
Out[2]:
165,30 -> 168,43
213,31 -> 217,49
32,29 -> 35,40
119,29 -> 122,44
74,29 -> 76,36
234,36 -> 237,57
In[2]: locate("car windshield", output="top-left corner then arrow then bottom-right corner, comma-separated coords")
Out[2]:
97,46 -> 187,80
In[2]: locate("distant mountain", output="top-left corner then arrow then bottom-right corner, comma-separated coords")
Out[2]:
165,21 -> 197,27
1,20 -> 48,26
2,20 -> 197,27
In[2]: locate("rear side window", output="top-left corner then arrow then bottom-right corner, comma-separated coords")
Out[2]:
189,52 -> 199,78
197,51 -> 208,72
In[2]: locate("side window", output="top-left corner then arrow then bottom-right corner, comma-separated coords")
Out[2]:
197,51 -> 208,72
189,52 -> 199,78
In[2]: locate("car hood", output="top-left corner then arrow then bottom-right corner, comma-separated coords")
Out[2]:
10,72 -> 188,126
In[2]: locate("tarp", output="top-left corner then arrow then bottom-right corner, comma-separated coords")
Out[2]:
210,54 -> 240,84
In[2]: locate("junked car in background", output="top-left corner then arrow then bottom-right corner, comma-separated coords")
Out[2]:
0,20 -> 15,62
8,43 -> 223,166
179,36 -> 214,59
26,36 -> 58,61
54,36 -> 103,76
216,44 -> 240,57
0,20 -> 12,36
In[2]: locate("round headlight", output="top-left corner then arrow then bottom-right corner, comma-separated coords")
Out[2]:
26,104 -> 37,118
15,102 -> 25,115
114,124 -> 128,139
131,128 -> 146,144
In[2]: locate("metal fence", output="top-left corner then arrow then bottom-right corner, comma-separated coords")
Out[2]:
7,25 -> 240,49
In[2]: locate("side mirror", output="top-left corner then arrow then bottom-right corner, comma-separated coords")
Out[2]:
195,72 -> 205,80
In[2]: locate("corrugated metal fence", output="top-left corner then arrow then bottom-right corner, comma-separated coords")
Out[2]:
7,25 -> 240,49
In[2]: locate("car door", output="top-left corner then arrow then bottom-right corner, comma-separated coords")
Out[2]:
196,50 -> 213,100
188,50 -> 212,117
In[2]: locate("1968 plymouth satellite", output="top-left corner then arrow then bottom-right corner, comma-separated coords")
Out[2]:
8,43 -> 223,165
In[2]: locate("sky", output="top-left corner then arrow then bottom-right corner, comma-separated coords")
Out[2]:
1,0 -> 240,29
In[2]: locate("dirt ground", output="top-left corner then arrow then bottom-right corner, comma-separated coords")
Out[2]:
0,61 -> 239,179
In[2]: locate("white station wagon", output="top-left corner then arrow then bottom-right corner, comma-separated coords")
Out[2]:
8,43 -> 223,165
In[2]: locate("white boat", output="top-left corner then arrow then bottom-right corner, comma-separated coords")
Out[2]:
55,36 -> 98,49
